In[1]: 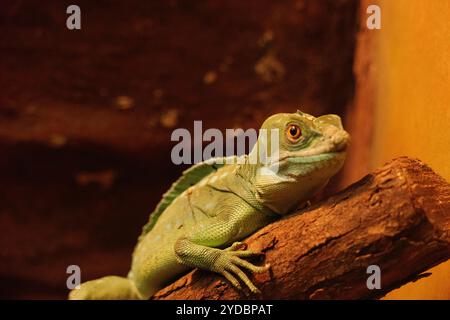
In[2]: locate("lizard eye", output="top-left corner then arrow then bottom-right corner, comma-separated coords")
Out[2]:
286,124 -> 302,142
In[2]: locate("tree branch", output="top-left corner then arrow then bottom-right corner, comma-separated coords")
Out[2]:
153,157 -> 450,299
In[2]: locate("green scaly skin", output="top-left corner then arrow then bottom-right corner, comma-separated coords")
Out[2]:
69,111 -> 350,300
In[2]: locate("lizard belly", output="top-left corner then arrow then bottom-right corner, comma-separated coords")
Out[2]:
130,195 -> 196,298
131,232 -> 188,299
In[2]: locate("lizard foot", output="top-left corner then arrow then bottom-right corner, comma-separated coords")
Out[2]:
214,242 -> 270,294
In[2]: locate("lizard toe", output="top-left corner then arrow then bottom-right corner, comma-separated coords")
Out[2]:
225,241 -> 248,251
226,262 -> 261,294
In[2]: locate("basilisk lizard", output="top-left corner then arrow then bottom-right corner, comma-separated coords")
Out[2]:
69,111 -> 349,299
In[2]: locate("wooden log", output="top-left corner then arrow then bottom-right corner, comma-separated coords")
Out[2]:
153,157 -> 450,299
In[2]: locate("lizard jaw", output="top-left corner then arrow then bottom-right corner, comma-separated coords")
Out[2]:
285,151 -> 346,164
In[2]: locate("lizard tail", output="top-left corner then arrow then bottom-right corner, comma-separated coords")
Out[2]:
68,275 -> 142,300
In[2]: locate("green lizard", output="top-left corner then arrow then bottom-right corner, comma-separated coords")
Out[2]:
69,111 -> 349,300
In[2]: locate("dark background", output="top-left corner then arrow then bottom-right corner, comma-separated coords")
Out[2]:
0,0 -> 358,299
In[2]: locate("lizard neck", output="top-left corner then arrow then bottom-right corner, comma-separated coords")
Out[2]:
240,161 -> 328,215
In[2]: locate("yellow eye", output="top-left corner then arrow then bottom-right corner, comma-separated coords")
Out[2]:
286,124 -> 302,141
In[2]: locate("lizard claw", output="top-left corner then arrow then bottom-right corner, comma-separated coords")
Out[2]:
225,241 -> 248,251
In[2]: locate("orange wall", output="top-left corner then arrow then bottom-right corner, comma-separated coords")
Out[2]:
370,0 -> 450,299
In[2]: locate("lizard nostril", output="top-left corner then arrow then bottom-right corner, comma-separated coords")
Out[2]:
335,140 -> 347,152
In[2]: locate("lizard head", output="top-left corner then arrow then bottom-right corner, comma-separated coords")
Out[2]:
258,110 -> 349,168
249,110 -> 350,214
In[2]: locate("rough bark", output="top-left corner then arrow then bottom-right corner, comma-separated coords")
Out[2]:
153,157 -> 450,300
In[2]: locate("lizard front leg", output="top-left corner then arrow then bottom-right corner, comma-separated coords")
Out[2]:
174,214 -> 270,293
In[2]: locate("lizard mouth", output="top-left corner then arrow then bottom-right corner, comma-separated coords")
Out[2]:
261,151 -> 346,172
285,151 -> 346,164
269,150 -> 345,167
